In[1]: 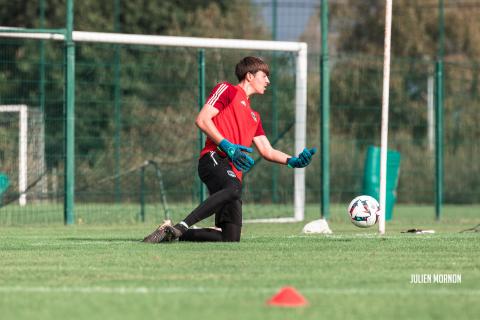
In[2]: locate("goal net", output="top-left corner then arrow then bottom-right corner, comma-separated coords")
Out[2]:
0,30 -> 308,224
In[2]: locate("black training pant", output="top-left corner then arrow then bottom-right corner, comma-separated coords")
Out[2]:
179,151 -> 242,242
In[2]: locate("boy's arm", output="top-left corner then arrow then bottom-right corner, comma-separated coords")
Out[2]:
253,135 -> 291,165
253,135 -> 317,168
195,103 -> 223,144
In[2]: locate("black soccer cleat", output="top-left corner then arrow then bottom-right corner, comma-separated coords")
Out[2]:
142,220 -> 172,243
162,224 -> 184,242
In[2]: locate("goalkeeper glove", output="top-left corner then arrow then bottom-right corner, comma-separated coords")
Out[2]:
287,147 -> 317,168
218,139 -> 255,172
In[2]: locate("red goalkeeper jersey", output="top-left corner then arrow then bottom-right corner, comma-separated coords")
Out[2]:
200,82 -> 265,180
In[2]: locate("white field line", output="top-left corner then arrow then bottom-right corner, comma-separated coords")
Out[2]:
0,286 -> 478,295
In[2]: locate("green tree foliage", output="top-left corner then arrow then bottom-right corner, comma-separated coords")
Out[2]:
333,0 -> 480,59
328,0 -> 480,140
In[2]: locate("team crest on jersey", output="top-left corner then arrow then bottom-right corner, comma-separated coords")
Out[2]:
240,100 -> 247,106
251,112 -> 257,122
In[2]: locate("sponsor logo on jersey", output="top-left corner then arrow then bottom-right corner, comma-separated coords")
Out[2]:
251,112 -> 257,122
226,170 -> 236,178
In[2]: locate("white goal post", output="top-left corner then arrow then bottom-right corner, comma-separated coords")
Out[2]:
0,29 -> 308,222
379,0 -> 393,234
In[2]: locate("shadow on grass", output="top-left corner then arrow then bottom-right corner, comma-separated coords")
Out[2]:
62,237 -> 142,243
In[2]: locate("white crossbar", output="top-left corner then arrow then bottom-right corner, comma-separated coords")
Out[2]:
0,28 -> 305,52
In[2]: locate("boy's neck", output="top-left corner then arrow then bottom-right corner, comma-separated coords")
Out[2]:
237,80 -> 254,98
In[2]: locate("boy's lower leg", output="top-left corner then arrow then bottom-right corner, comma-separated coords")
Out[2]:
178,223 -> 241,242
181,184 -> 241,228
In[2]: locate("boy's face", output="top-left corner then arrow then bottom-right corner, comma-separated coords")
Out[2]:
249,71 -> 270,95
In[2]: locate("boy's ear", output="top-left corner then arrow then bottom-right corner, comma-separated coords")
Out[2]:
246,72 -> 254,81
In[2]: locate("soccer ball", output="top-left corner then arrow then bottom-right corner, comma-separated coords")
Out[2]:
347,195 -> 380,228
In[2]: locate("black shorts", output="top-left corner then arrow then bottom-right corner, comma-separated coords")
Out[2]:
198,151 -> 242,227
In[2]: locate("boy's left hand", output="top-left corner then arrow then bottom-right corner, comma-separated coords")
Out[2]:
287,147 -> 317,168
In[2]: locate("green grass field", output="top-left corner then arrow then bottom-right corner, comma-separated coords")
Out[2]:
0,205 -> 479,320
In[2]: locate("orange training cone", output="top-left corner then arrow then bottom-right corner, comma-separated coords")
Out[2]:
266,286 -> 308,307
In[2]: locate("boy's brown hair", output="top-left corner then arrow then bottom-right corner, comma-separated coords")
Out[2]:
235,56 -> 270,81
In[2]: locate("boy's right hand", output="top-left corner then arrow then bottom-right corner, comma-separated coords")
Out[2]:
218,139 -> 255,172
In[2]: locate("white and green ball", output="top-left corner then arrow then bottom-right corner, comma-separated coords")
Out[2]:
347,195 -> 381,228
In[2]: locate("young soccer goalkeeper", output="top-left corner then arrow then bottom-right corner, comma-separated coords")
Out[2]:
143,56 -> 316,243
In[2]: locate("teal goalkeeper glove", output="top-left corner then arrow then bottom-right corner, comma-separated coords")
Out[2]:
287,147 -> 317,168
218,139 -> 255,172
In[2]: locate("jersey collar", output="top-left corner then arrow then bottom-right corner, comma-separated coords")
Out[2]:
235,84 -> 249,100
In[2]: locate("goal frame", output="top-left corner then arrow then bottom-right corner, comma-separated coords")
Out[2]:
0,29 -> 308,222
0,105 -> 28,205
